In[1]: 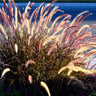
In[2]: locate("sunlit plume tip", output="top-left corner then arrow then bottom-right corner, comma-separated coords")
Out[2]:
28,75 -> 32,84
40,81 -> 51,96
1,68 -> 11,78
15,44 -> 18,53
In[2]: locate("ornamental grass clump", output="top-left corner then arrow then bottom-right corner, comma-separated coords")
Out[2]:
0,0 -> 96,95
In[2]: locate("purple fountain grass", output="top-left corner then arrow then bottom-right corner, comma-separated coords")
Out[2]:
0,0 -> 96,95
0,0 -> 96,81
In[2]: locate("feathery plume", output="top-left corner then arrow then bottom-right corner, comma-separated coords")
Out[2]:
1,68 -> 11,78
25,60 -> 35,67
0,24 -> 8,40
28,75 -> 32,84
14,44 -> 18,54
41,81 -> 51,96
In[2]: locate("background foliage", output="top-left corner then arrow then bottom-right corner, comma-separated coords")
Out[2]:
0,0 -> 96,3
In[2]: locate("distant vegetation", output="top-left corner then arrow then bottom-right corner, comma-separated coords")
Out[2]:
0,0 -> 96,3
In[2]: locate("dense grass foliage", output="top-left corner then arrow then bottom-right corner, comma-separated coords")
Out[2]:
0,0 -> 96,96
